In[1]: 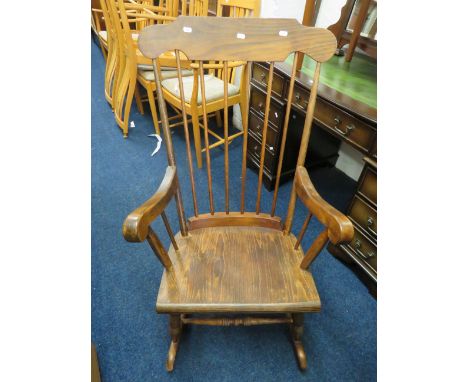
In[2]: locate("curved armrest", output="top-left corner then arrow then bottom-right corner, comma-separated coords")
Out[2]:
294,166 -> 354,245
122,166 -> 177,242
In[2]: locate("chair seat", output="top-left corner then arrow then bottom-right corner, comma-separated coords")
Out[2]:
161,74 -> 240,104
138,68 -> 193,81
156,226 -> 321,313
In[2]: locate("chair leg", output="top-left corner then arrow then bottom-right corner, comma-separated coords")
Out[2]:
191,109 -> 203,168
147,88 -> 161,136
239,97 -> 248,134
135,84 -> 144,115
291,313 -> 307,370
166,314 -> 182,372
215,110 -> 222,128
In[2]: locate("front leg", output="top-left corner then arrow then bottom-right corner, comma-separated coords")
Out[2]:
291,313 -> 307,370
166,314 -> 182,372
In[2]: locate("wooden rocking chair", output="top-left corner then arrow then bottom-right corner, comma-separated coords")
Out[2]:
123,16 -> 354,371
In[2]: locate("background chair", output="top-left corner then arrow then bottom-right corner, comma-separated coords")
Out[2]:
124,16 -> 353,371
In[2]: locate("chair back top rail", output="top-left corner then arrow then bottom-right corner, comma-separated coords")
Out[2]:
138,16 -> 336,62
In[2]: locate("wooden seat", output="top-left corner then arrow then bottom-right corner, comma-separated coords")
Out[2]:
157,226 -> 321,313
123,17 -> 354,372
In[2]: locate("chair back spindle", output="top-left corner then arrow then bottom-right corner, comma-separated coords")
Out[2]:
283,62 -> 321,235
198,61 -> 215,214
152,58 -> 188,235
175,49 -> 199,217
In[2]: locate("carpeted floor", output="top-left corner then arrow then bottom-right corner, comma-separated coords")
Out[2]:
91,38 -> 376,381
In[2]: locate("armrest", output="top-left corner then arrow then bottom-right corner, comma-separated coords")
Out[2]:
122,166 -> 178,242
294,166 -> 354,245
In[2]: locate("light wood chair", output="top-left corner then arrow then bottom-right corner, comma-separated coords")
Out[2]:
123,17 -> 354,371
109,0 -> 195,137
91,0 -> 108,59
105,0 -> 174,136
217,0 -> 260,17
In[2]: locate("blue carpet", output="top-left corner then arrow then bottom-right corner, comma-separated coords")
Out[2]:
91,39 -> 376,381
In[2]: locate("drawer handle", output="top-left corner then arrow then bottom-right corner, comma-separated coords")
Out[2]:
367,217 -> 377,236
260,72 -> 266,81
295,93 -> 308,109
334,123 -> 355,136
354,239 -> 375,259
258,102 -> 264,110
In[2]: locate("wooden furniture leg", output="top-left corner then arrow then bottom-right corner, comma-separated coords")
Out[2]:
215,110 -> 223,128
291,313 -> 307,370
191,109 -> 203,168
166,314 -> 182,372
345,0 -> 371,62
147,88 -> 161,135
135,84 -> 145,115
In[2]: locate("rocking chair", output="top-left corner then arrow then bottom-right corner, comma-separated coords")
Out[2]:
123,16 -> 354,371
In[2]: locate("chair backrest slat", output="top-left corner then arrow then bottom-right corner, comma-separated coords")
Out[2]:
240,61 -> 252,214
271,51 -> 299,216
199,60 -> 215,214
223,61 -> 230,213
152,58 -> 188,235
255,62 -> 274,214
283,63 -> 321,234
175,49 -> 199,217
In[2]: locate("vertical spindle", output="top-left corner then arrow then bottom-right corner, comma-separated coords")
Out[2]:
255,62 -> 275,214
198,61 -> 215,214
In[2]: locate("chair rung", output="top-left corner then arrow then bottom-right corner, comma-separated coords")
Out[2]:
201,130 -> 244,152
181,316 -> 293,326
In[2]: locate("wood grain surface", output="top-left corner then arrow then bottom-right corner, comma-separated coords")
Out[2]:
157,227 -> 321,313
138,16 -> 336,62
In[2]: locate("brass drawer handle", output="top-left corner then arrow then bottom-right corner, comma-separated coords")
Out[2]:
367,217 -> 377,236
260,72 -> 266,82
295,92 -> 308,109
258,102 -> 264,110
354,239 -> 375,259
334,119 -> 355,136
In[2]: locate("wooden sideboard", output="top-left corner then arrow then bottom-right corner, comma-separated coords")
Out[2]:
247,58 -> 377,294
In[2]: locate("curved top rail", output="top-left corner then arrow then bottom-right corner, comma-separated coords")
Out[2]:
138,16 -> 337,62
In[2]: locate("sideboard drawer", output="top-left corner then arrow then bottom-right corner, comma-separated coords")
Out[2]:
349,195 -> 377,238
248,110 -> 279,151
292,84 -> 310,111
314,98 -> 376,153
250,86 -> 284,129
252,63 -> 285,98
346,226 -> 377,272
247,132 -> 276,173
358,165 -> 377,206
